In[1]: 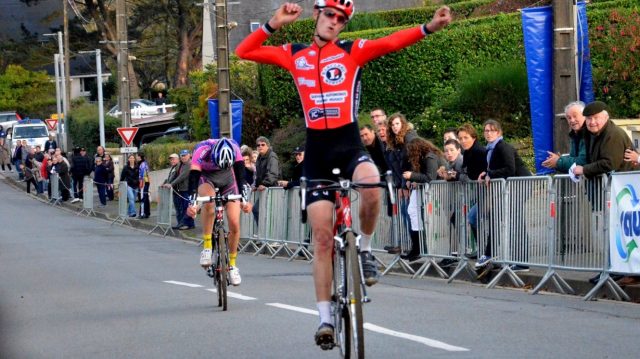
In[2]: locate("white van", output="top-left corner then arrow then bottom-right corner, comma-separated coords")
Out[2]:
10,119 -> 50,153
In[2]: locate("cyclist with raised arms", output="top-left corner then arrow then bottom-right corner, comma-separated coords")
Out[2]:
236,0 -> 452,347
186,138 -> 253,286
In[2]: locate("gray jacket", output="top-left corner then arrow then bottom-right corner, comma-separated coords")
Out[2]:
166,160 -> 191,192
255,149 -> 280,187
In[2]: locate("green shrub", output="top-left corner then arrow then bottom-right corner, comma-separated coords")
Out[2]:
141,141 -> 198,171
67,103 -> 121,153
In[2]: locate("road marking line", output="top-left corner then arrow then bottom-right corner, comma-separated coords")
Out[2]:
266,303 -> 468,352
206,289 -> 256,301
364,323 -> 469,352
163,281 -> 204,288
266,303 -> 319,316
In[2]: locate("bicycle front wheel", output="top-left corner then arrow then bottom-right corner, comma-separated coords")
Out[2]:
345,232 -> 364,358
215,227 -> 228,311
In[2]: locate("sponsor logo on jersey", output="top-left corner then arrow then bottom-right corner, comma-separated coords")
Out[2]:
297,77 -> 316,87
295,57 -> 315,70
358,39 -> 367,49
308,108 -> 340,121
320,53 -> 345,64
309,50 -> 317,57
309,91 -> 348,105
321,63 -> 347,86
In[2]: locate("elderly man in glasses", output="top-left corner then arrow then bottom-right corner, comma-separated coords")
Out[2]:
237,0 -> 452,348
252,136 -> 280,226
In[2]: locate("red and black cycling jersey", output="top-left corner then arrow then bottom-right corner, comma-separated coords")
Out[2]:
236,24 -> 430,130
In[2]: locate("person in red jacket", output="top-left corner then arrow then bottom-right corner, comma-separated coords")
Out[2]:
237,0 -> 452,348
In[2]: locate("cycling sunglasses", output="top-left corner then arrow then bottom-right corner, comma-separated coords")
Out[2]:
322,9 -> 348,25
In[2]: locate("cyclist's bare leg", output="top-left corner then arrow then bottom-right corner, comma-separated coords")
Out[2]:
199,182 -> 216,237
225,200 -> 241,257
308,200 -> 335,303
353,161 -> 381,237
309,199 -> 336,346
353,161 -> 381,285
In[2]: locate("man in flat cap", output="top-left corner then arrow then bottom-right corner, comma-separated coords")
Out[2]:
573,101 -> 633,178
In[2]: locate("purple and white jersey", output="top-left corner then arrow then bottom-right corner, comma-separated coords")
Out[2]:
191,138 -> 243,172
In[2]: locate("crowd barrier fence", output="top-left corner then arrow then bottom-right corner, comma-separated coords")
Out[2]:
232,173 -> 637,301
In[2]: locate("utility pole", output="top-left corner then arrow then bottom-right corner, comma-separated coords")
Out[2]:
53,54 -> 62,134
552,0 -> 579,154
116,0 -> 131,131
63,0 -> 71,151
214,0 -> 231,138
80,50 -> 106,148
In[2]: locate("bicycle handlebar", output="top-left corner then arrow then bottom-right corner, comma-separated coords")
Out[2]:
299,170 -> 396,214
195,193 -> 244,204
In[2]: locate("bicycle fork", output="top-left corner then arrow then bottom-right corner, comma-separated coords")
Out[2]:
334,233 -> 371,303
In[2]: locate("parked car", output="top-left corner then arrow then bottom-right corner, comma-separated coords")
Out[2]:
9,118 -> 50,153
107,99 -> 160,118
0,111 -> 22,135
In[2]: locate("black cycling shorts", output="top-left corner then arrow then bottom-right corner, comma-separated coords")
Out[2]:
303,122 -> 375,205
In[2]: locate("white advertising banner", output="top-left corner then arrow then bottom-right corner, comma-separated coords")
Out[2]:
609,172 -> 640,273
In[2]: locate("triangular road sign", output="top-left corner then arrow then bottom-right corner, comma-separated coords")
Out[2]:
45,118 -> 58,131
117,127 -> 139,146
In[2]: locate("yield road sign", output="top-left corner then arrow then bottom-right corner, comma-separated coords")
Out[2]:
117,127 -> 139,146
45,118 -> 58,131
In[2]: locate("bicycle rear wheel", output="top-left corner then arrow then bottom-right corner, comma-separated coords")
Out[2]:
345,232 -> 364,358
215,227 -> 228,311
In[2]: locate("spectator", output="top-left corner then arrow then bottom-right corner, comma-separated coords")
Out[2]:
52,154 -> 71,201
34,145 -> 44,162
443,127 -> 458,144
474,119 -> 531,271
376,119 -> 389,146
103,153 -> 115,200
70,147 -> 92,203
573,101 -> 633,178
120,154 -> 140,217
279,146 -> 305,189
457,123 -> 487,259
360,124 -> 388,173
571,101 -> 636,286
44,135 -> 57,153
95,145 -> 106,160
155,92 -> 167,106
242,147 -> 255,186
542,101 -> 587,172
402,137 -> 446,261
0,125 -> 5,138
370,108 -> 387,128
0,137 -> 11,172
41,151 -> 50,198
137,153 -> 151,219
93,156 -> 108,207
175,149 -> 194,229
12,140 -> 24,180
437,139 -> 463,181
253,136 -> 280,225
23,147 -> 42,195
163,153 -> 180,226
384,113 -> 418,254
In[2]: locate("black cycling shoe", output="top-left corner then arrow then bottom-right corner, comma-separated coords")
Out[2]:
360,251 -> 379,286
315,323 -> 335,350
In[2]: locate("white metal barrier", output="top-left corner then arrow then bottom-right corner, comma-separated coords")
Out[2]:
78,177 -> 95,217
149,186 -> 175,236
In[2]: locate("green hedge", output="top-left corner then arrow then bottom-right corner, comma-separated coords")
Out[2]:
67,102 -> 121,154
257,5 -> 640,125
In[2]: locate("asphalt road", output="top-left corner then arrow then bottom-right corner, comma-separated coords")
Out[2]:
1,178 -> 639,358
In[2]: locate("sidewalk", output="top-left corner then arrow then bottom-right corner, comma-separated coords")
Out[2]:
2,170 -> 638,303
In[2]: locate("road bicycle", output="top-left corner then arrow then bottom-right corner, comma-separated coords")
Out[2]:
195,190 -> 244,311
300,169 -> 396,359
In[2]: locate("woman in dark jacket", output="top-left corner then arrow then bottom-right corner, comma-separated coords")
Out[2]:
401,137 -> 446,260
383,113 -> 418,254
120,154 -> 139,217
103,153 -> 115,200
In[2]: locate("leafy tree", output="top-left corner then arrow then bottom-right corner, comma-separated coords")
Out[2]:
0,65 -> 56,117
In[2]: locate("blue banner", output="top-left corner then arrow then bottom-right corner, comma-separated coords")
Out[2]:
208,99 -> 244,143
522,2 -> 594,174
